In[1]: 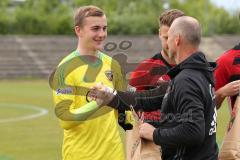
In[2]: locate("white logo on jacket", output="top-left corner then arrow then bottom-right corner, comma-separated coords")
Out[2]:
209,84 -> 217,135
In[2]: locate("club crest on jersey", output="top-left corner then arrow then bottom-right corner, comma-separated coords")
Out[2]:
105,70 -> 113,81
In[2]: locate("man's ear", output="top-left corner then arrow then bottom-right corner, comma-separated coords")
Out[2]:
75,26 -> 81,37
175,34 -> 181,46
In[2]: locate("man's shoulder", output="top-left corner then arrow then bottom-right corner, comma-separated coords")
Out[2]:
54,50 -> 81,80
176,69 -> 200,78
133,54 -> 167,71
99,51 -> 119,66
172,70 -> 205,97
58,50 -> 78,66
174,69 -> 205,85
217,47 -> 240,63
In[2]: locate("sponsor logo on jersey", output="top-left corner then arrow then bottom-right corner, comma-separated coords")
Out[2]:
56,87 -> 73,95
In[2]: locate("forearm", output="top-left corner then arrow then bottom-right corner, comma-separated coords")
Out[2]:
55,100 -> 101,129
61,101 -> 101,129
215,80 -> 240,109
109,82 -> 168,111
215,88 -> 226,109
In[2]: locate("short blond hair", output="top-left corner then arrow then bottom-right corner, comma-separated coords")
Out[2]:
74,5 -> 105,27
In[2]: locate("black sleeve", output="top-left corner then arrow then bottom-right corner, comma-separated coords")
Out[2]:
153,77 -> 205,147
108,82 -> 169,111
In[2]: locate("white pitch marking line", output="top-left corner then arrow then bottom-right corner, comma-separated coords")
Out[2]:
0,103 -> 48,123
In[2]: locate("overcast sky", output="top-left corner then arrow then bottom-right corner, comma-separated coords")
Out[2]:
211,0 -> 240,12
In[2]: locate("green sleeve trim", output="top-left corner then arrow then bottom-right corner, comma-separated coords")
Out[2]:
70,101 -> 100,121
72,101 -> 99,114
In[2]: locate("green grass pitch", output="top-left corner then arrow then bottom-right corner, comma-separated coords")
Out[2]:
0,80 -> 230,160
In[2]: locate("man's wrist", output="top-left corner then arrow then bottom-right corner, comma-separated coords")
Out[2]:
216,87 -> 226,98
108,93 -> 119,109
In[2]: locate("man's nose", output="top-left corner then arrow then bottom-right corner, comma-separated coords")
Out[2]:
99,29 -> 106,37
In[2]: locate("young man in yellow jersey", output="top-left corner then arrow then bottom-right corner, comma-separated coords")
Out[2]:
51,5 -> 126,160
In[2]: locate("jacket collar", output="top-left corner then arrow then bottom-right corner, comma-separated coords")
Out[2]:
167,51 -> 216,79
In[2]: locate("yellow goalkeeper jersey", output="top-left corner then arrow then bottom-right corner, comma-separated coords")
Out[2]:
52,50 -> 126,160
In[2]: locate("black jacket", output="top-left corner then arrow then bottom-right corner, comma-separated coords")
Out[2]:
109,52 -> 218,160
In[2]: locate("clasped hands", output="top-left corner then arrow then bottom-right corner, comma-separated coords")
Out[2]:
88,82 -> 156,140
88,82 -> 115,106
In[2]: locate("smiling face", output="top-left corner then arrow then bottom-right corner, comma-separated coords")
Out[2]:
75,15 -> 107,53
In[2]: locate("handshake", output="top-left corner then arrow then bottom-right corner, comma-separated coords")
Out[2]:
88,82 -> 116,106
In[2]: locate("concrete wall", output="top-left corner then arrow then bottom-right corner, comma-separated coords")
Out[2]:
0,35 -> 239,79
